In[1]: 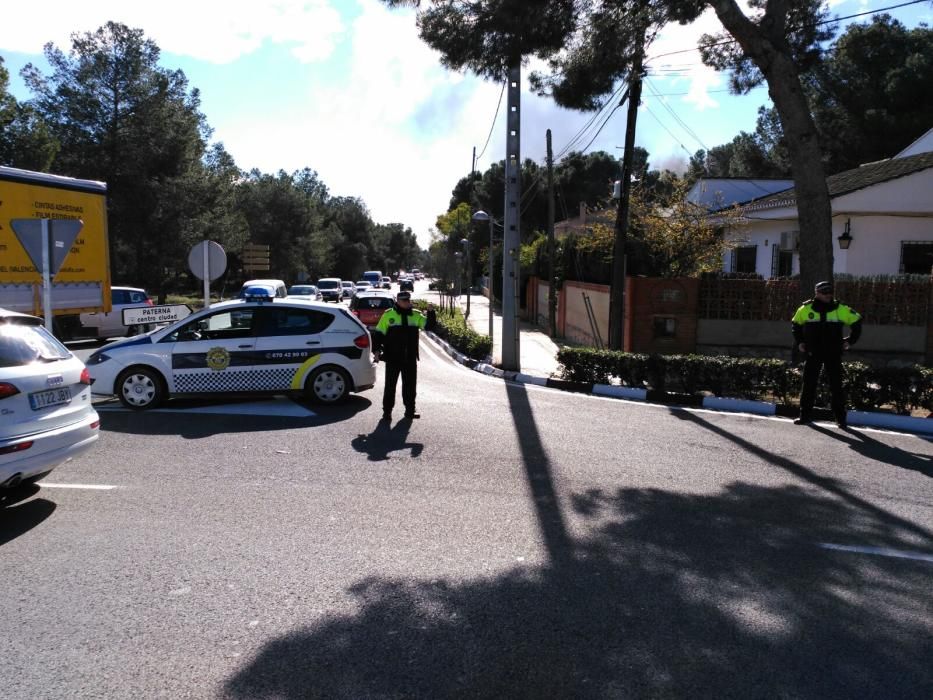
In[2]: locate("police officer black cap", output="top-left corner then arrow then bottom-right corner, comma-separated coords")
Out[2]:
396,291 -> 412,301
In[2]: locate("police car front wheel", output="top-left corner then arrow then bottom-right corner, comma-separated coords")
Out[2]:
306,366 -> 350,404
117,367 -> 166,410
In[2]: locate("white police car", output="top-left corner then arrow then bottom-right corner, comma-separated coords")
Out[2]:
86,289 -> 376,410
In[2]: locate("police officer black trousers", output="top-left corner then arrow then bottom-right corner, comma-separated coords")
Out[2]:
383,361 -> 417,417
799,353 -> 845,422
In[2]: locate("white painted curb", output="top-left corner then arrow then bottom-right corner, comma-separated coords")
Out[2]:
701,397 -> 777,416
593,385 -> 648,400
847,410 -> 933,435
514,373 -> 548,386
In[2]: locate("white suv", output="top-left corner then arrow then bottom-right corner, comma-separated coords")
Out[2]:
1,309 -> 99,492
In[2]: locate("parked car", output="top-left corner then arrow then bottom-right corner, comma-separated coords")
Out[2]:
238,279 -> 287,298
86,290 -> 375,409
316,278 -> 343,303
79,286 -> 154,340
287,284 -> 321,301
341,281 -> 355,299
348,290 -> 395,328
1,309 -> 100,493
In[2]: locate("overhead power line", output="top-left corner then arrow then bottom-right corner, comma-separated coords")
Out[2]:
476,82 -> 505,161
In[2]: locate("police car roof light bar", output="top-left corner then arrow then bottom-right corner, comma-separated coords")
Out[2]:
242,286 -> 275,302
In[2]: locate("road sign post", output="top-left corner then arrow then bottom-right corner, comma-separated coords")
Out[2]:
188,240 -> 227,309
9,218 -> 84,331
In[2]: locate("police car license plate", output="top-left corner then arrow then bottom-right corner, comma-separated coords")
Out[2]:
29,387 -> 72,411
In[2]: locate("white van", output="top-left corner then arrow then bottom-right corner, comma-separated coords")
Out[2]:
362,270 -> 383,288
239,279 -> 287,299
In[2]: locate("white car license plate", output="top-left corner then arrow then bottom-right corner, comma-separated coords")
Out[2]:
29,387 -> 72,410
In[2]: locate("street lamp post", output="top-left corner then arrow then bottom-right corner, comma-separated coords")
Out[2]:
453,251 -> 463,300
471,210 -> 495,347
460,237 -> 472,321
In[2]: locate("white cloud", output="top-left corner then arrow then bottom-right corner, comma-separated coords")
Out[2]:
214,1 -> 498,245
0,0 -> 344,64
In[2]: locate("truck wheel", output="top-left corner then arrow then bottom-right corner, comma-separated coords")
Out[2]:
116,367 -> 166,410
305,366 -> 350,404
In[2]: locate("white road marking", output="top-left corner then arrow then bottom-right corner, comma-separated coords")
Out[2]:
818,542 -> 933,563
39,482 -> 118,490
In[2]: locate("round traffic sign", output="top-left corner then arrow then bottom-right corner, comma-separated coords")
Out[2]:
188,240 -> 227,281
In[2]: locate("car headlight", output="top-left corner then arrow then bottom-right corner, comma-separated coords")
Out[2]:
86,352 -> 111,366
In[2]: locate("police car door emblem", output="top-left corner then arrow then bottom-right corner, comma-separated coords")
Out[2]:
206,346 -> 231,371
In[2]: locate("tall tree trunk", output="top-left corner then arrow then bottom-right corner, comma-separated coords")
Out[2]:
710,0 -> 834,298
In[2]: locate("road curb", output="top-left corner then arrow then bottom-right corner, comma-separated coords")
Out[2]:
423,332 -> 933,436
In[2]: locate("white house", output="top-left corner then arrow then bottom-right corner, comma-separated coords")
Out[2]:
715,135 -> 933,278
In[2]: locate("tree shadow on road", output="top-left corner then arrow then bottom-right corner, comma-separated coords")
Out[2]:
809,423 -> 933,479
223,481 -> 932,699
223,389 -> 933,699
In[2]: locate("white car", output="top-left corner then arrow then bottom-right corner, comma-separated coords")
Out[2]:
86,291 -> 376,410
79,286 -> 154,340
238,279 -> 288,298
286,284 -> 322,301
1,309 -> 99,491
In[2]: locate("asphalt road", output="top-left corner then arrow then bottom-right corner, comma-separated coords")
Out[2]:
2,306 -> 932,699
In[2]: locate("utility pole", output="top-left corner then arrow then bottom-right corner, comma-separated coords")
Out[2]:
501,61 -> 522,371
546,129 -> 556,337
608,38 -> 645,351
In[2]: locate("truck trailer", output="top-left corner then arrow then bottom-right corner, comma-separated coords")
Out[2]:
0,166 -> 111,339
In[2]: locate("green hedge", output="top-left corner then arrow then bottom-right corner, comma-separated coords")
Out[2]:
414,301 -> 492,361
557,347 -> 933,414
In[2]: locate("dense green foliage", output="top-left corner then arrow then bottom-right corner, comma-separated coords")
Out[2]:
1,23 -> 424,300
557,348 -> 933,414
413,300 -> 492,360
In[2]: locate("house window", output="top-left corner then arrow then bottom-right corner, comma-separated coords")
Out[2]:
900,242 -> 933,274
778,251 -> 793,277
653,316 -> 676,338
732,246 -> 757,273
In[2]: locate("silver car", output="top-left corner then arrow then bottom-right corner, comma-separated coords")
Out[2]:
1,309 -> 99,492
287,284 -> 322,301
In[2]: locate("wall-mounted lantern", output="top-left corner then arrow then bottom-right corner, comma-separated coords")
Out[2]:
837,218 -> 853,250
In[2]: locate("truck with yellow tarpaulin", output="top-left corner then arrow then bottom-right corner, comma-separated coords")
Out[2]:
0,166 -> 111,338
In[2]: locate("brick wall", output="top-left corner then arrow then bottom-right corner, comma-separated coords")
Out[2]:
626,277 -> 699,354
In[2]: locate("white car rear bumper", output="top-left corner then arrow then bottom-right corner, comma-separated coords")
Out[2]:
1,411 -> 100,484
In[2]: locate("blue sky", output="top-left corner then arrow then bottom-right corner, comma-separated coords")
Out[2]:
2,1 -> 930,250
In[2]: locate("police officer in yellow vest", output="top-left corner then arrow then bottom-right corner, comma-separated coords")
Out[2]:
791,280 -> 862,427
372,291 -> 427,421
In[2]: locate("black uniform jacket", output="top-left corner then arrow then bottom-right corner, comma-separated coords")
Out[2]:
373,305 -> 427,364
791,298 -> 862,356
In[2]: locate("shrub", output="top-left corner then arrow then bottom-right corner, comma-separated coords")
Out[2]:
557,347 -> 931,413
414,301 -> 491,361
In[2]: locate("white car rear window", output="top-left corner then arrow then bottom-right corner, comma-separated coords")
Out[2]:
0,322 -> 71,367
